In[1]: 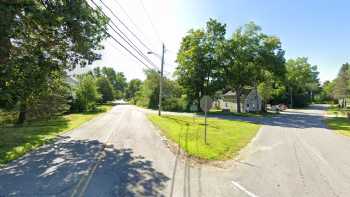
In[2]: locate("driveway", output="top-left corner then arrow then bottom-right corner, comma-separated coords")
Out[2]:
0,105 -> 350,197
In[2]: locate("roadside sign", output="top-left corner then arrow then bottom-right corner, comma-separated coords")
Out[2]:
200,95 -> 212,144
200,96 -> 213,112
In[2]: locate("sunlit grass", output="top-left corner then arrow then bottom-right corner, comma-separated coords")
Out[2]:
327,106 -> 350,117
148,114 -> 260,160
0,104 -> 112,165
325,117 -> 350,137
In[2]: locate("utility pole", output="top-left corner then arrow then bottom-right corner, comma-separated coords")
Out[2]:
158,43 -> 165,116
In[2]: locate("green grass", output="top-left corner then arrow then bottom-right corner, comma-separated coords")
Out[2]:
327,106 -> 350,117
0,104 -> 112,165
325,117 -> 350,137
200,109 -> 275,118
148,114 -> 260,160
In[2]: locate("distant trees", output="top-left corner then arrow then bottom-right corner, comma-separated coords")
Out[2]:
135,69 -> 185,111
96,77 -> 114,103
125,79 -> 142,103
0,1 -> 108,123
175,19 -> 326,111
284,58 -> 320,107
333,63 -> 350,107
318,80 -> 336,102
74,75 -> 101,112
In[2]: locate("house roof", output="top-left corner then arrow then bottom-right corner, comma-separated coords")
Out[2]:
224,91 -> 236,96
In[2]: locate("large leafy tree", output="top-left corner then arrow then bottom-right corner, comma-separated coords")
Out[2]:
285,57 -> 320,107
319,80 -> 336,102
176,19 -> 226,110
222,22 -> 285,112
0,0 -> 108,123
100,67 -> 127,99
333,63 -> 350,107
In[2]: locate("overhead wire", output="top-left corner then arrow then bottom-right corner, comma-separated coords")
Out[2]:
89,0 -> 159,70
139,0 -> 162,44
99,0 -> 153,52
111,0 -> 155,50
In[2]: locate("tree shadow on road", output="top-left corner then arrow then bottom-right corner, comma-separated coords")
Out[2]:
0,137 -> 169,197
205,112 -> 327,129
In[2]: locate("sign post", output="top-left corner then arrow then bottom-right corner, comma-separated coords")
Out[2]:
200,96 -> 213,144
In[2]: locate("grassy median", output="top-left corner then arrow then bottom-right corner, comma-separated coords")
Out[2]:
148,114 -> 260,160
0,105 -> 112,165
325,117 -> 350,137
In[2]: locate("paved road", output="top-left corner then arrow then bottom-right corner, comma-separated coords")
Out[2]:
0,105 -> 350,196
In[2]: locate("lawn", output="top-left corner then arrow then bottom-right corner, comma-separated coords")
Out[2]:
0,104 -> 112,165
325,117 -> 350,137
327,105 -> 350,117
148,114 -> 260,160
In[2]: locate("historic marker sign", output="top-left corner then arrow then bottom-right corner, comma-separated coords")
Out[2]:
200,95 -> 212,144
200,96 -> 213,112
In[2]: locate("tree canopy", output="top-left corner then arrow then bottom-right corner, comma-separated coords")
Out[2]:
0,0 -> 109,123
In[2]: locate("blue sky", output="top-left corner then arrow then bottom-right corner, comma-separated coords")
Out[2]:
89,0 -> 350,83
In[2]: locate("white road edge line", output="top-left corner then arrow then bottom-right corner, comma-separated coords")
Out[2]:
231,181 -> 260,197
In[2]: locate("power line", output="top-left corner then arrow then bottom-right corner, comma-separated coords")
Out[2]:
139,0 -> 162,44
91,0 -> 157,69
107,30 -> 154,70
96,0 -> 159,70
106,41 -> 152,71
112,0 -> 155,49
89,0 -> 159,70
99,0 -> 153,52
86,0 -> 156,71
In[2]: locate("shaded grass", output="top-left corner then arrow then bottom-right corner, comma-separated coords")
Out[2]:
0,104 -> 112,165
325,117 -> 350,137
148,114 -> 260,160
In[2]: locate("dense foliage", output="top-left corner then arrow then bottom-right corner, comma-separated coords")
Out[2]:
73,74 -> 101,112
0,0 -> 108,123
135,69 -> 186,111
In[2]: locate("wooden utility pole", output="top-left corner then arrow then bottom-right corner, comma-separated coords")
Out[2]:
158,43 -> 165,116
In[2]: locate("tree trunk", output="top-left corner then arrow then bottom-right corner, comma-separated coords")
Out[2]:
261,101 -> 267,112
17,103 -> 27,124
236,88 -> 241,113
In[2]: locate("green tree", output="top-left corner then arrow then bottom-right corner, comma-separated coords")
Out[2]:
100,67 -> 127,99
222,22 -> 285,112
96,77 -> 114,103
318,80 -> 336,103
115,72 -> 127,99
75,74 -> 101,112
0,1 -> 108,123
333,63 -> 350,107
176,19 -> 226,110
285,58 -> 320,107
125,79 -> 142,103
93,67 -> 102,77
136,69 -> 184,111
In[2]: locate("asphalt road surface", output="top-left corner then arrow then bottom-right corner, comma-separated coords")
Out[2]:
0,105 -> 350,197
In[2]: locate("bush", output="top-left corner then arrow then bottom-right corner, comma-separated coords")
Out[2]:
74,74 -> 101,112
96,77 -> 114,103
